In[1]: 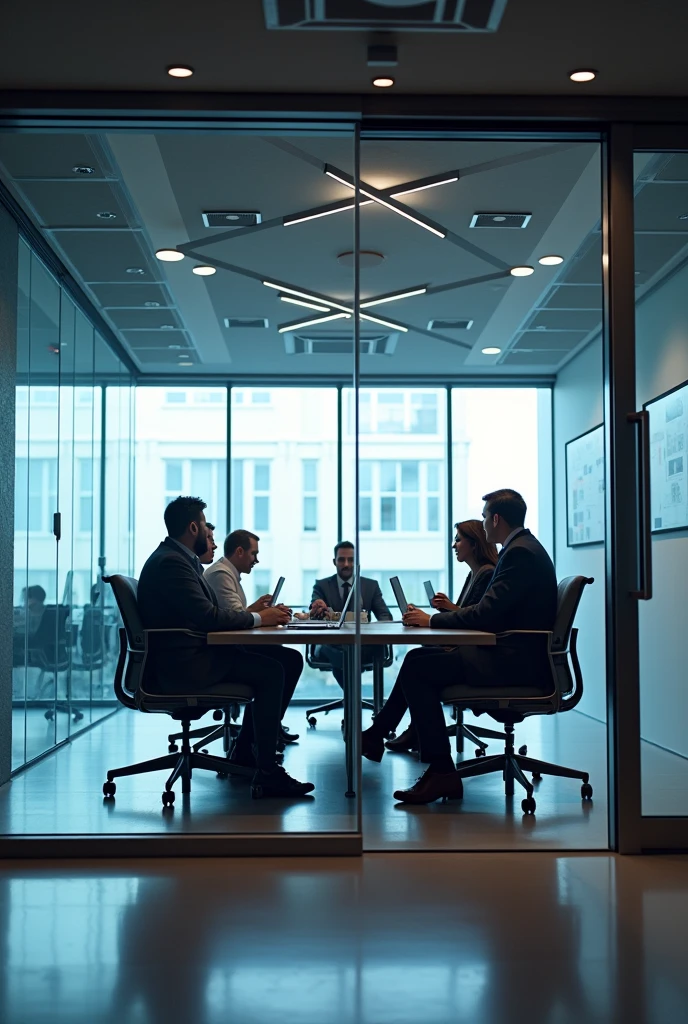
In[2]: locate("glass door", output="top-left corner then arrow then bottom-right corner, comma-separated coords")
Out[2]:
631,132 -> 688,848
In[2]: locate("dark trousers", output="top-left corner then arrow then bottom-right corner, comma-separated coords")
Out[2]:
372,647 -> 467,763
315,644 -> 381,689
232,646 -> 303,764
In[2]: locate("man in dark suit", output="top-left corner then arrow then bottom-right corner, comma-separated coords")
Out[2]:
137,496 -> 314,798
310,540 -> 392,687
361,489 -> 557,805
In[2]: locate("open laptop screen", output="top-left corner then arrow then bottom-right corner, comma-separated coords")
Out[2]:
270,576 -> 285,606
389,576 -> 408,615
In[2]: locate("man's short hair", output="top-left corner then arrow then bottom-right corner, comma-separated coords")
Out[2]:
27,585 -> 46,604
205,522 -> 215,532
334,540 -> 355,559
482,489 -> 527,528
164,496 -> 207,539
224,529 -> 259,558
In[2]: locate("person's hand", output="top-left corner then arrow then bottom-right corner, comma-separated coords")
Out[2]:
403,604 -> 431,628
248,594 -> 273,613
258,605 -> 291,627
431,592 -> 457,612
275,603 -> 292,621
309,599 -> 328,620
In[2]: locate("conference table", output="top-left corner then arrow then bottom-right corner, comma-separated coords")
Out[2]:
208,621 -> 496,797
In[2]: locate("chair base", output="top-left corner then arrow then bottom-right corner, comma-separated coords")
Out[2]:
167,709 -> 239,755
103,718 -> 252,807
306,697 -> 375,728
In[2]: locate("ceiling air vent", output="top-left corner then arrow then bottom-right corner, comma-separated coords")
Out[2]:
223,317 -> 269,329
284,332 -> 398,356
263,0 -> 508,32
470,212 -> 531,229
203,211 -> 262,228
428,318 -> 474,331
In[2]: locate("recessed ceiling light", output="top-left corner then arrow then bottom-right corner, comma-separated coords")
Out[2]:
569,69 -> 597,83
155,249 -> 185,262
167,65 -> 194,78
126,267 -> 145,275
510,266 -> 535,277
144,301 -> 161,307
538,255 -> 564,266
482,347 -> 501,355
372,76 -> 395,88
192,265 -> 217,276
678,213 -> 688,221
159,325 -> 175,330
97,211 -> 117,220
178,360 -> 193,366
72,165 -> 94,175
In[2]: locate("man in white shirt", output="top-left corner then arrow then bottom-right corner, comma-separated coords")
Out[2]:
205,529 -> 301,757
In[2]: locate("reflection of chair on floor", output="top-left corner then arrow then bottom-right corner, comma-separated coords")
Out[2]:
441,576 -> 594,815
26,605 -> 84,723
103,574 -> 255,808
304,644 -> 393,730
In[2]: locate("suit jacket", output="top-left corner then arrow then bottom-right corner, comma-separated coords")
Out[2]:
455,563 -> 496,609
137,538 -> 254,692
432,530 -> 558,689
311,574 -> 392,621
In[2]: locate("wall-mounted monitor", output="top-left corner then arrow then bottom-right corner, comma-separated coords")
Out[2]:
645,378 -> 688,534
566,424 -> 605,547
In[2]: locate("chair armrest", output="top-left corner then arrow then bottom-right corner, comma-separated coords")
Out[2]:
496,630 -> 553,637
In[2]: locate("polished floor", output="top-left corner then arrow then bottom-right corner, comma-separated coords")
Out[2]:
1,851 -> 687,1023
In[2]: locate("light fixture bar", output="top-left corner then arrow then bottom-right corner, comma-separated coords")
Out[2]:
325,168 -> 446,239
263,280 -> 352,314
360,286 -> 427,308
359,312 -> 408,332
283,199 -> 374,227
280,296 -> 331,312
391,175 -> 459,198
278,312 -> 350,333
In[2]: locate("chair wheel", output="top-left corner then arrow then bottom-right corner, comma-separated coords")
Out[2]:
44,710 -> 55,721
168,743 -> 178,752
581,783 -> 593,800
522,796 -> 536,814
102,781 -> 116,798
216,771 -> 228,779
387,731 -> 396,740
213,709 -> 223,720
162,790 -> 175,807
475,748 -> 485,757
307,717 -> 317,728
518,745 -> 528,755
532,772 -> 542,781
201,748 -> 209,755
251,784 -> 263,800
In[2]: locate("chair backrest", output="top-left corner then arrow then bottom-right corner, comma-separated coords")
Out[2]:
29,605 -> 70,669
552,576 -> 594,653
103,575 -> 145,702
80,606 -> 105,660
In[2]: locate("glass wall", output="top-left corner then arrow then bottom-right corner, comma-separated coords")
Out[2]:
12,239 -> 135,772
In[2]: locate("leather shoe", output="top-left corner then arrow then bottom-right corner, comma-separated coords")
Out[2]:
361,728 -> 384,763
385,726 -> 418,753
280,725 -> 299,744
251,766 -> 315,798
393,768 -> 464,805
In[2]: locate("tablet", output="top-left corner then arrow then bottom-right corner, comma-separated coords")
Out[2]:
270,576 -> 285,606
423,580 -> 435,603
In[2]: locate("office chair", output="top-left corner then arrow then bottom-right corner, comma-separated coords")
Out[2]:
304,644 -> 394,730
441,576 -> 594,815
102,574 -> 255,808
28,605 -> 85,723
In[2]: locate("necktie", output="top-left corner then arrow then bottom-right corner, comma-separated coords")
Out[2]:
341,582 -> 350,610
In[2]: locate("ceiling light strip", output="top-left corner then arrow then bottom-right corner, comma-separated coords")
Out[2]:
263,280 -> 352,313
360,287 -> 427,308
280,296 -> 332,312
325,168 -> 446,239
283,200 -> 374,227
278,312 -> 350,334
391,175 -> 459,198
359,312 -> 408,332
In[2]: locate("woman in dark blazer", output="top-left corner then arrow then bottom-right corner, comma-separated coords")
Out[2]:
376,519 -> 498,754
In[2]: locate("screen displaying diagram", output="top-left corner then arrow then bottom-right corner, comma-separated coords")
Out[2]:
647,381 -> 688,533
566,424 -> 605,546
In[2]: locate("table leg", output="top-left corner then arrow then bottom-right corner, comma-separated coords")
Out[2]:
372,650 -> 384,717
343,645 -> 357,798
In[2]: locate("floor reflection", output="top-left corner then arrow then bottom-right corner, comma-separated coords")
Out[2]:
1,853 -> 687,1023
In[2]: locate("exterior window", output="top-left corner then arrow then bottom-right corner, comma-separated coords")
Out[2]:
165,391 -> 187,405
352,390 -> 439,435
15,458 -> 57,533
303,459 -> 318,531
78,458 -> 94,532
163,459 -> 227,530
357,460 -> 441,533
253,461 -> 270,530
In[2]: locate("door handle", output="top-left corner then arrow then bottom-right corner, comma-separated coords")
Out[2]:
627,410 -> 652,600
53,511 -> 61,542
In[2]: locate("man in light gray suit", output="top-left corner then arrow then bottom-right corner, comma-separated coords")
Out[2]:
205,528 -> 302,753
310,540 -> 392,687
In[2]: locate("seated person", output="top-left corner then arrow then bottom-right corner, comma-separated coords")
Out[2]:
137,496 -> 313,798
200,522 -> 217,565
204,528 -> 301,749
13,585 -> 47,665
361,489 -> 557,805
310,540 -> 392,686
383,518 -> 498,753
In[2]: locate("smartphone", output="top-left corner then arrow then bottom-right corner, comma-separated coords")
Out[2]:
423,580 -> 435,603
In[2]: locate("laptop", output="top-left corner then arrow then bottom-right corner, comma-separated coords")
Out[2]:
269,576 -> 285,606
389,576 -> 409,616
287,580 -> 355,629
423,580 -> 435,603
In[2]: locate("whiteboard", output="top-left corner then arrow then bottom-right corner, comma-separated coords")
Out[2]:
566,424 -> 605,546
647,381 -> 688,533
